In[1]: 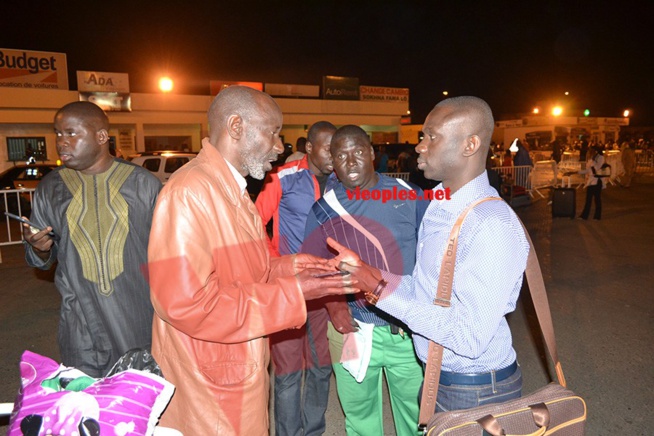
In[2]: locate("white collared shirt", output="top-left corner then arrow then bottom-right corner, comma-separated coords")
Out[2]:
225,159 -> 248,196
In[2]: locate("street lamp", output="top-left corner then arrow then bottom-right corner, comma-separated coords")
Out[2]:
159,77 -> 174,93
552,106 -> 563,116
532,107 -> 540,114
623,109 -> 630,118
442,91 -> 448,96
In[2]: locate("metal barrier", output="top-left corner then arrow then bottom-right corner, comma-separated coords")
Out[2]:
530,160 -> 558,197
494,165 -> 532,192
603,151 -> 623,185
1,188 -> 35,247
636,150 -> 654,173
382,172 -> 410,181
557,161 -> 586,188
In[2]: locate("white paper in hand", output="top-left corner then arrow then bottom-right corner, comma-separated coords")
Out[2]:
340,319 -> 375,383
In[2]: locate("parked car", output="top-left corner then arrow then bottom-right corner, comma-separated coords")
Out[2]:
0,163 -> 58,215
128,151 -> 197,184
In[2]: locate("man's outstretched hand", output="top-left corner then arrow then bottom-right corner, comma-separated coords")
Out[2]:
326,237 -> 382,293
296,268 -> 359,300
292,253 -> 335,274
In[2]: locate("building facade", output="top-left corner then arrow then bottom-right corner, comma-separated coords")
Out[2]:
0,88 -> 408,173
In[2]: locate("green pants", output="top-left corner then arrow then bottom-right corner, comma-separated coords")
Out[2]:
327,322 -> 424,436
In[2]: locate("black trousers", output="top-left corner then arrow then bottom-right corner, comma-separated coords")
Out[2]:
581,181 -> 602,219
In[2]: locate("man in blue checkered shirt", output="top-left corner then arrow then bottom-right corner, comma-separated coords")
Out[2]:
333,96 -> 530,413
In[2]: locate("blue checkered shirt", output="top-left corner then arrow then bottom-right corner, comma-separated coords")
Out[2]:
377,171 -> 529,373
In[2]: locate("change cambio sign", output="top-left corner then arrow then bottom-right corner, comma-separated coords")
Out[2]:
0,48 -> 68,90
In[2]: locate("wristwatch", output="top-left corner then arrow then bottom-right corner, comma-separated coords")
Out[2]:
364,279 -> 388,305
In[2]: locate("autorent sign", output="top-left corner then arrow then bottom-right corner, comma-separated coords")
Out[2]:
0,48 -> 68,90
322,76 -> 359,100
360,86 -> 409,103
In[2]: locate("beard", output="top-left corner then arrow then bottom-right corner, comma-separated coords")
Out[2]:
241,129 -> 279,180
242,152 -> 273,180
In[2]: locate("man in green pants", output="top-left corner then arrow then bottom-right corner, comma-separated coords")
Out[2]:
303,125 -> 428,435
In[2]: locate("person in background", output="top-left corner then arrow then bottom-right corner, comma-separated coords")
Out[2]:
579,138 -> 589,162
255,121 -> 337,436
286,136 -> 308,163
513,139 -> 533,167
330,96 -> 529,413
22,101 -> 162,378
620,142 -> 637,188
502,149 -> 513,167
375,145 -> 389,172
147,86 -> 354,435
551,138 -> 562,164
579,146 -> 607,220
302,125 -> 427,435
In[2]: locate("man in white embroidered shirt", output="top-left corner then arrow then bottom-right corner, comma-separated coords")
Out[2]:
330,96 -> 530,412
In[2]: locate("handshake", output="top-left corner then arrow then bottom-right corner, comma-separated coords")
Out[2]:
293,238 -> 385,303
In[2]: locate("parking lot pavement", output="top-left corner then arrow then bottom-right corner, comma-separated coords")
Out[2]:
2,175 -> 653,435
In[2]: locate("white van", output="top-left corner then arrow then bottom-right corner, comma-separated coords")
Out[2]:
128,151 -> 197,184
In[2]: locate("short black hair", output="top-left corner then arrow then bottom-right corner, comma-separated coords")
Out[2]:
330,125 -> 370,152
307,121 -> 336,144
56,101 -> 109,131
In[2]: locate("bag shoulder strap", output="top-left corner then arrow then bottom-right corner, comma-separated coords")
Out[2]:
418,197 -> 566,429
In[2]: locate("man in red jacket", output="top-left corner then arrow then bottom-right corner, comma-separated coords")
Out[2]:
148,88 -> 352,435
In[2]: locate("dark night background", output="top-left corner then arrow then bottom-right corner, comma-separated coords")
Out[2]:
2,0 -> 652,125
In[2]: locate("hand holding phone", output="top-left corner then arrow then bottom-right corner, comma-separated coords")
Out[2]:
4,212 -> 55,237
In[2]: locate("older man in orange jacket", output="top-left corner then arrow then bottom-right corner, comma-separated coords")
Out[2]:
147,86 -> 355,435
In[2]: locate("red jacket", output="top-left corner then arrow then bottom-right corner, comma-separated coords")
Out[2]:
255,155 -> 321,257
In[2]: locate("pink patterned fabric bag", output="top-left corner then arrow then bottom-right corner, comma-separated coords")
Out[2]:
8,350 -> 175,436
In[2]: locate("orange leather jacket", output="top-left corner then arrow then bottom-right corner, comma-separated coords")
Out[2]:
148,139 -> 307,435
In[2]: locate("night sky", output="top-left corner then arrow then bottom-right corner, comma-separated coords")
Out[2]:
2,1 -> 652,125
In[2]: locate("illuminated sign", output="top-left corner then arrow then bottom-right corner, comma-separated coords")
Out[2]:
210,80 -> 263,95
360,86 -> 409,103
77,71 -> 130,93
0,48 -> 68,90
79,92 -> 131,112
322,76 -> 359,100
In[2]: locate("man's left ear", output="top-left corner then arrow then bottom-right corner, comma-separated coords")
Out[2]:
96,129 -> 109,145
463,135 -> 482,157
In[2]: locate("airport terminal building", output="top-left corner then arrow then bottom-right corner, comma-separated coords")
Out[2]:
0,48 -> 409,173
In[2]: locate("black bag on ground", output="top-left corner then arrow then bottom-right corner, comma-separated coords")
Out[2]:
552,188 -> 576,219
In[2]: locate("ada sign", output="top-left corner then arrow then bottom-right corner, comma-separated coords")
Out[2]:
77,71 -> 130,93
0,48 -> 68,90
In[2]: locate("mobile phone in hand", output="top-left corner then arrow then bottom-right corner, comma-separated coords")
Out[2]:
4,212 -> 55,237
313,270 -> 350,278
